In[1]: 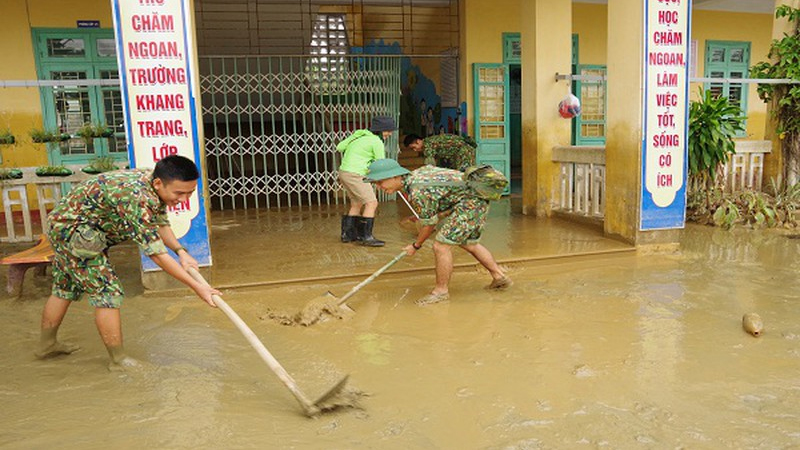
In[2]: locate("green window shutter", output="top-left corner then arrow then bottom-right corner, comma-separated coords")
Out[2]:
502,33 -> 521,65
704,40 -> 750,137
572,65 -> 606,146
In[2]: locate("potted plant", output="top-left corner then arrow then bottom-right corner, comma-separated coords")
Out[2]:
30,128 -> 71,143
35,165 -> 73,177
76,123 -> 96,146
82,156 -> 119,174
0,129 -> 15,145
0,168 -> 23,179
93,123 -> 114,138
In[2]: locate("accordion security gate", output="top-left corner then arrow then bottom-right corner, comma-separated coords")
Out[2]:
199,55 -> 401,210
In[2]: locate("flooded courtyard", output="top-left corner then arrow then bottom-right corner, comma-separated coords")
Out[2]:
1,202 -> 799,449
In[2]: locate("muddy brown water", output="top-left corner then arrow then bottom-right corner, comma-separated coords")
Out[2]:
2,216 -> 800,448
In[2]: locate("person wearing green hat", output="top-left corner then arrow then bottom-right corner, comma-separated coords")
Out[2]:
337,116 -> 397,247
364,159 -> 511,305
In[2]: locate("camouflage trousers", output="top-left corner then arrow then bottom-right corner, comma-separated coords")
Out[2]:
435,197 -> 490,245
49,225 -> 124,308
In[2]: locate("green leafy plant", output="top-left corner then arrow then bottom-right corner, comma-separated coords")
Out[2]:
0,129 -> 15,145
76,123 -> 113,143
82,156 -> 118,174
35,165 -> 73,177
688,177 -> 800,229
30,128 -> 70,143
687,87 -> 746,208
76,123 -> 96,144
0,168 -> 23,179
751,4 -> 800,184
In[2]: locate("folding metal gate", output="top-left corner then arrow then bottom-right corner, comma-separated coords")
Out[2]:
199,55 -> 401,210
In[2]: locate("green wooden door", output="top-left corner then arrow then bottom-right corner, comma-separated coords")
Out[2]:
33,29 -> 128,167
473,63 -> 510,195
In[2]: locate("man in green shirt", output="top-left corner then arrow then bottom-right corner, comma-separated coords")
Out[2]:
337,116 -> 397,247
35,155 -> 220,370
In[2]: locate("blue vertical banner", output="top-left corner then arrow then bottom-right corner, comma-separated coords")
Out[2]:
640,0 -> 692,230
111,0 -> 212,270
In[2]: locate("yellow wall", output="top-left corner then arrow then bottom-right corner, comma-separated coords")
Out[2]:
689,10 -> 773,140
460,2 -> 773,140
459,0 -> 520,135
0,0 -> 113,169
572,3 -> 608,66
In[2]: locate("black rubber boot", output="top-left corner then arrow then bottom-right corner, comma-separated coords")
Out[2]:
341,215 -> 358,243
358,217 -> 385,247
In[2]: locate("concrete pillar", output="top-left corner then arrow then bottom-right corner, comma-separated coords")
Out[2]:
604,0 -> 643,243
520,0 -> 572,216
764,0 -> 800,183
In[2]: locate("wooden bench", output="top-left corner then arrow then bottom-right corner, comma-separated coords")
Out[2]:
1,235 -> 54,297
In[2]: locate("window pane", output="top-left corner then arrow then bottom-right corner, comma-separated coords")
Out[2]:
479,85 -> 504,122
709,47 -> 725,63
51,71 -> 92,155
97,39 -> 116,57
480,125 -> 504,139
100,70 -> 127,153
479,67 -> 504,83
730,48 -> 745,63
47,38 -> 85,57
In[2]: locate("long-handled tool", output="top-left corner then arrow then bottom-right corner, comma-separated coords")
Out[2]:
295,251 -> 407,326
333,250 -> 407,312
188,268 -> 348,417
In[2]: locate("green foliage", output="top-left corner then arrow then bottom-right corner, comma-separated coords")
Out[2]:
751,5 -> 800,137
76,123 -> 113,144
82,156 -> 118,174
0,129 -> 15,145
0,168 -> 23,179
35,165 -> 73,176
687,177 -> 800,230
30,129 -> 70,143
688,87 -> 746,180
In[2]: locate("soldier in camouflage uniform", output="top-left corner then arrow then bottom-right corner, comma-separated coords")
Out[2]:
403,133 -> 476,172
35,155 -> 220,370
364,159 -> 511,306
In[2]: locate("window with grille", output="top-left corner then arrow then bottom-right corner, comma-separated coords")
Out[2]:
572,65 -> 606,146
307,14 -> 349,92
503,33 -> 521,64
704,40 -> 750,137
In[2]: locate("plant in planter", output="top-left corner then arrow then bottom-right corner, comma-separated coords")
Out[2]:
0,168 -> 23,179
92,123 -> 114,138
76,123 -> 114,145
0,129 -> 15,145
76,123 -> 96,146
35,165 -> 73,177
687,87 -> 746,212
30,128 -> 71,143
82,156 -> 119,174
751,4 -> 800,184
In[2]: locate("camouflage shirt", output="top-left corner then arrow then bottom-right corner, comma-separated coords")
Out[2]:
403,165 -> 476,226
48,170 -> 170,255
422,134 -> 476,172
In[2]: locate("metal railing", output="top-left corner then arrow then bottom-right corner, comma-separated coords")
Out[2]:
199,54 -> 402,210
